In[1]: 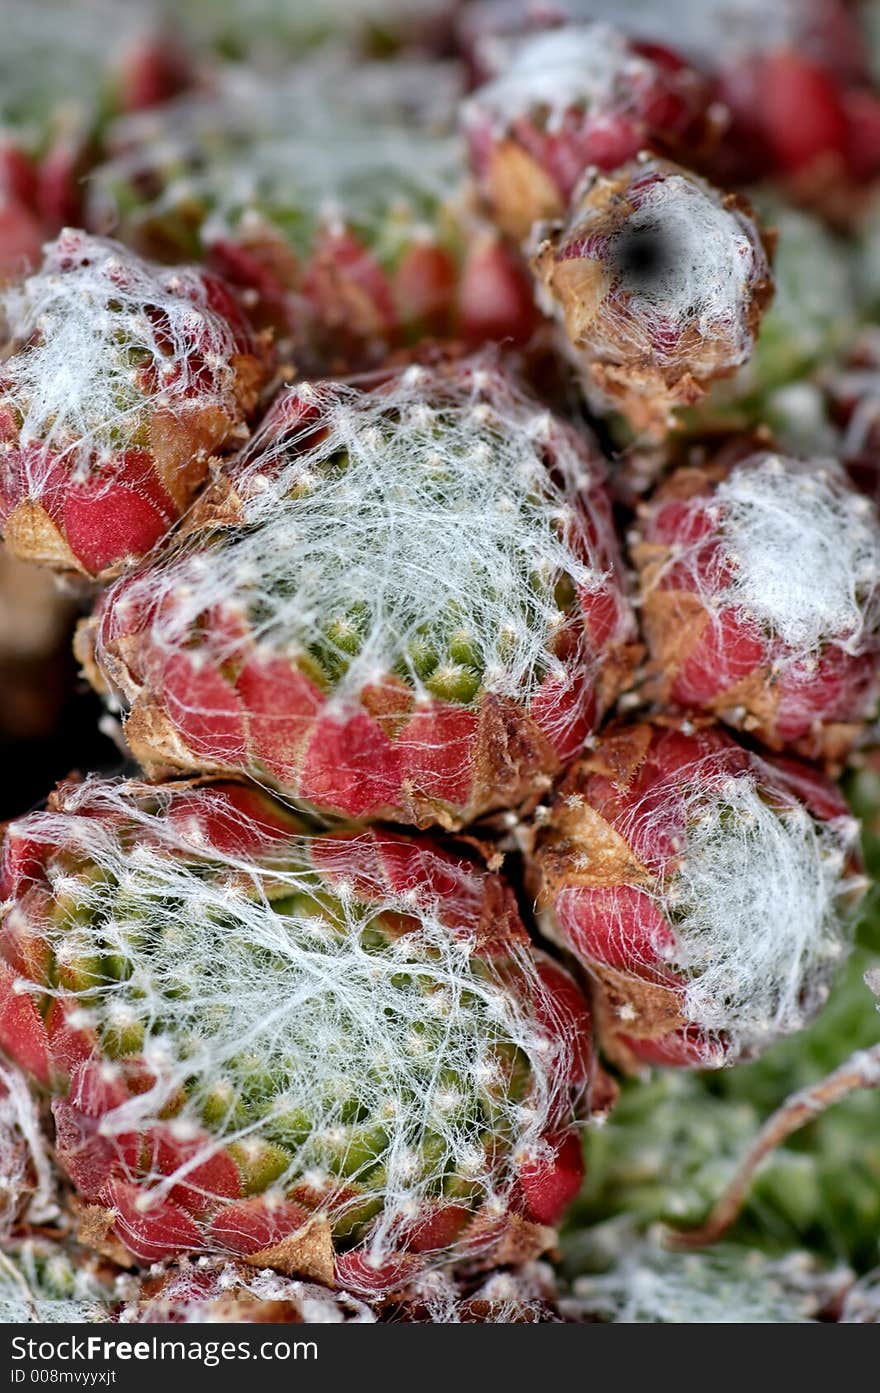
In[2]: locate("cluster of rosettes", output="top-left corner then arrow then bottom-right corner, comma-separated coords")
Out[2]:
77,358 -> 638,827
460,3 -> 880,442
462,0 -> 880,191
0,230 -> 269,578
462,23 -> 720,241
531,720 -> 865,1070
0,778 -> 592,1296
1,0 -> 880,1323
89,59 -> 538,372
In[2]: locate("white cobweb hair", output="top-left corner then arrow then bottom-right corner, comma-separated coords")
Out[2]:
0,230 -> 244,489
90,55 -> 465,256
616,749 -> 862,1055
117,1256 -> 376,1323
647,453 -> 880,658
18,778 -> 580,1267
395,1261 -> 561,1322
462,23 -> 657,131
0,1063 -> 58,1234
710,454 -> 880,654
587,166 -> 767,374
112,358 -> 617,745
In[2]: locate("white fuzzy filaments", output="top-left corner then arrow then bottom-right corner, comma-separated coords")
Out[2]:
604,171 -> 764,371
0,232 -> 241,489
0,1063 -> 57,1232
463,24 -> 655,130
639,763 -> 860,1051
118,1257 -> 376,1323
118,364 -> 612,727
93,60 -> 464,258
17,782 -> 573,1262
398,1261 -> 559,1323
709,455 -> 880,655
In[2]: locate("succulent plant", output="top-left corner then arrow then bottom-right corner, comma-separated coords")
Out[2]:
463,23 -> 718,241
77,356 -> 638,827
631,449 -> 880,762
0,777 -> 592,1295
90,58 -> 538,370
530,157 -> 774,436
0,0 -> 878,1330
461,1 -> 880,193
530,718 -> 864,1068
0,229 -> 269,579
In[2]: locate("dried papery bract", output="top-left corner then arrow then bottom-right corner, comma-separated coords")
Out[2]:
633,451 -> 880,763
531,157 -> 774,438
463,24 -> 719,241
0,229 -> 269,579
0,778 -> 591,1294
530,720 -> 863,1069
78,357 -> 638,827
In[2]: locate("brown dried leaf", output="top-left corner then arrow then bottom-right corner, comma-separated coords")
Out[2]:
244,1215 -> 335,1287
